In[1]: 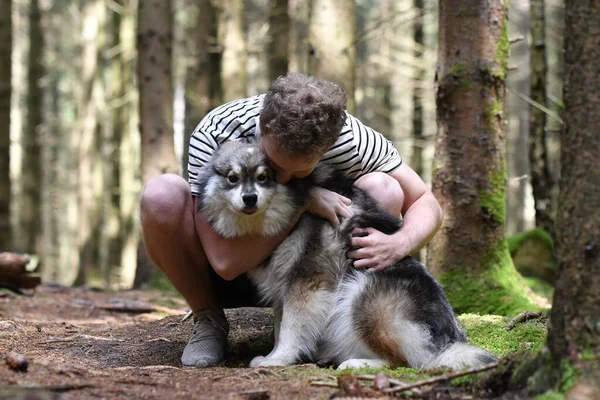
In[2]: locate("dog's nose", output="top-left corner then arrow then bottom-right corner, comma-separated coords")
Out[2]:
242,193 -> 258,206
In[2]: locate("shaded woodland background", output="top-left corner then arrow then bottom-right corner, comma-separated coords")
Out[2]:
1,0 -> 565,290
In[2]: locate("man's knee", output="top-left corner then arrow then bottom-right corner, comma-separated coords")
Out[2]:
140,174 -> 191,227
354,172 -> 404,216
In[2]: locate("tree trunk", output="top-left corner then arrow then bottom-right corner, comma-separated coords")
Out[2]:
309,0 -> 356,113
183,0 -> 221,179
529,0 -> 555,238
545,0 -> 600,393
427,0 -> 536,316
117,0 -> 140,288
20,0 -> 44,255
99,0 -> 125,287
268,0 -> 289,80
411,0 -> 424,178
287,0 -> 311,73
505,0 -> 532,236
245,0 -> 270,95
219,0 -> 247,101
0,0 -> 12,250
136,0 -> 178,287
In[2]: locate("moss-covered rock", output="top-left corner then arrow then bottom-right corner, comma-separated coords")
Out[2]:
508,228 -> 557,284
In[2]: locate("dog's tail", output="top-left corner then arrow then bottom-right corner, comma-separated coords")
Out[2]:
342,211 -> 402,237
425,342 -> 497,370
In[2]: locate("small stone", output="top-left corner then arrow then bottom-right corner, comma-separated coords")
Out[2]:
6,352 -> 29,372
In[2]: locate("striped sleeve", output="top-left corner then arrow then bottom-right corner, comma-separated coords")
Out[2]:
187,95 -> 264,196
323,112 -> 402,179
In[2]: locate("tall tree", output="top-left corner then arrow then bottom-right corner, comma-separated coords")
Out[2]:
219,0 -> 247,101
411,0 -> 425,178
309,0 -> 356,113
427,0 -> 536,316
545,0 -> 600,393
0,0 -> 12,250
21,0 -> 44,255
268,0 -> 289,80
183,0 -> 221,179
287,0 -> 311,73
136,0 -> 178,287
529,0 -> 555,237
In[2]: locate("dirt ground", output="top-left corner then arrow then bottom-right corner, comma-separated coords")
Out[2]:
0,284 -> 508,400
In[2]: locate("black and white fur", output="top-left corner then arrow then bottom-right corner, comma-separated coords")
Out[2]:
196,141 -> 497,371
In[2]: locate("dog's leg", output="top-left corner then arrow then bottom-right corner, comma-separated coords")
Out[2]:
338,359 -> 390,370
250,305 -> 282,366
250,278 -> 333,367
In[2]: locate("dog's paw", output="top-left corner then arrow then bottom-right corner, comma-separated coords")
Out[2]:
337,359 -> 389,370
250,356 -> 290,368
249,356 -> 267,368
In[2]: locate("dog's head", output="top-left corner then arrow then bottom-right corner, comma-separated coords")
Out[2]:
196,141 -> 309,237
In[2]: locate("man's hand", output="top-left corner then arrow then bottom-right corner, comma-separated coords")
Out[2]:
346,227 -> 405,271
307,187 -> 353,228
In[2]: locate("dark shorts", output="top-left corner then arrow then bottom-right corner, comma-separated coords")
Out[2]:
209,267 -> 262,308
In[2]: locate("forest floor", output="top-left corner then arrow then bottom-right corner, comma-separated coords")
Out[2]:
0,284 -> 547,400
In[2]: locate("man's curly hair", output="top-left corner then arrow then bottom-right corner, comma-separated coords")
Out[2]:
259,73 -> 347,160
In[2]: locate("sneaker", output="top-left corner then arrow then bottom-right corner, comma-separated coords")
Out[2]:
181,309 -> 229,368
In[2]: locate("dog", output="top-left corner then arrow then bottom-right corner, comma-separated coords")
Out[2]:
196,141 -> 497,370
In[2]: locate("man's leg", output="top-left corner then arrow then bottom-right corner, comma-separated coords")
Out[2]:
140,174 -> 228,367
354,172 -> 404,217
140,174 -> 219,313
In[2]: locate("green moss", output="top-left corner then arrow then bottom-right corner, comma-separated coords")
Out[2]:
559,359 -> 578,392
450,63 -> 468,75
533,392 -> 567,400
487,99 -> 503,126
461,79 -> 473,92
494,13 -> 509,80
439,241 -> 540,316
523,277 -> 554,301
459,314 -> 546,357
480,168 -> 507,226
508,228 -> 554,255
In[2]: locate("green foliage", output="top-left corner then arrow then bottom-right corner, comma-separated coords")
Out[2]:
461,79 -> 473,92
439,241 -> 541,316
532,392 -> 566,400
559,359 -> 578,392
523,277 -> 554,301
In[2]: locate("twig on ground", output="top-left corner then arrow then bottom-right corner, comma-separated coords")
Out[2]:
383,362 -> 499,394
505,311 -> 545,330
310,380 -> 338,388
38,334 -> 124,344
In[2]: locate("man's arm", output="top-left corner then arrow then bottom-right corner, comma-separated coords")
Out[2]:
347,163 -> 443,270
194,198 -> 302,281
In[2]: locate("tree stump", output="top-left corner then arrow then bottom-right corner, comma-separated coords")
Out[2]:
0,252 -> 41,292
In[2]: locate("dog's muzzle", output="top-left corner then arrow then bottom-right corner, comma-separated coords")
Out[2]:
241,193 -> 258,214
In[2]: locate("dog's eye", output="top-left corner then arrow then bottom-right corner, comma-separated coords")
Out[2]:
227,173 -> 239,184
256,173 -> 267,183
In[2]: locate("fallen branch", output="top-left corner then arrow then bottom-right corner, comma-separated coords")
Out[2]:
38,334 -> 124,344
98,301 -> 185,315
505,311 -> 546,330
383,362 -> 499,394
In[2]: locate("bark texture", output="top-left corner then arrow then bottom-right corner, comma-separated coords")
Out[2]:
529,0 -> 556,237
0,0 -> 12,250
268,0 -> 289,80
287,0 -> 311,73
219,0 -> 247,101
183,0 -> 221,179
309,0 -> 356,112
546,0 -> 600,394
136,0 -> 178,287
21,0 -> 44,254
427,0 -> 535,315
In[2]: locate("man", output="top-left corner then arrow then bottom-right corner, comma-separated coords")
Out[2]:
140,73 -> 442,368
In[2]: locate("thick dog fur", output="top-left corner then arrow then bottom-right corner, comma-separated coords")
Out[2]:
196,141 -> 497,371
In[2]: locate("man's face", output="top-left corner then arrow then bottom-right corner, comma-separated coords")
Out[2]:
258,136 -> 319,184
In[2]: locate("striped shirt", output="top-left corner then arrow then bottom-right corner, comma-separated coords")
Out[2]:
188,94 -> 402,196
